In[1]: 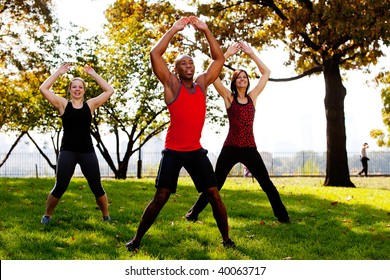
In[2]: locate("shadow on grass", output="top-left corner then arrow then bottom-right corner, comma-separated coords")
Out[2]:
0,177 -> 389,260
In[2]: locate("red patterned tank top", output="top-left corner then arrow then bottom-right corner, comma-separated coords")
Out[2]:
223,96 -> 256,147
165,83 -> 206,151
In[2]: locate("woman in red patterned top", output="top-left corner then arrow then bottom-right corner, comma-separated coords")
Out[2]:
186,42 -> 290,223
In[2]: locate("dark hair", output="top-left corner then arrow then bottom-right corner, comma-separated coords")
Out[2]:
230,69 -> 250,99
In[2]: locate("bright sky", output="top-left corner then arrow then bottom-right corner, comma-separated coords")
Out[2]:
54,0 -> 388,153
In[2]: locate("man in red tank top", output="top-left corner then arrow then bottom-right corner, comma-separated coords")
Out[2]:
126,16 -> 235,251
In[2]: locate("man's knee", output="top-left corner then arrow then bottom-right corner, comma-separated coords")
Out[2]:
204,187 -> 222,203
153,188 -> 171,205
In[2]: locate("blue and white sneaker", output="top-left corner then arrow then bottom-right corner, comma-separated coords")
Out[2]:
102,216 -> 111,222
40,215 -> 51,224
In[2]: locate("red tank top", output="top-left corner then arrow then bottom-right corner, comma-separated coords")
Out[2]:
224,96 -> 256,147
165,83 -> 206,151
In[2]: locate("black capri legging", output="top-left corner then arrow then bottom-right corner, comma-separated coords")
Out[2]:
187,146 -> 289,221
50,150 -> 106,199
215,146 -> 288,219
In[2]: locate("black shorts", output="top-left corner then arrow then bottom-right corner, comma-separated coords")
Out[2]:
155,148 -> 217,193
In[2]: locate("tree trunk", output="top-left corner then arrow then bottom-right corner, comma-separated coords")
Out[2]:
323,57 -> 355,187
117,160 -> 129,179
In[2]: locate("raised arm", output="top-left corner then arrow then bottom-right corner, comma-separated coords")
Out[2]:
39,63 -> 70,114
150,17 -> 189,84
190,16 -> 225,91
213,43 -> 241,108
84,66 -> 114,112
150,17 -> 189,103
240,42 -> 271,103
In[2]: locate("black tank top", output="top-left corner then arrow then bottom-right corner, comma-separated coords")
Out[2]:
60,101 -> 94,153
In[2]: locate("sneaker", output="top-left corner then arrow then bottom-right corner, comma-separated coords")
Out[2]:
222,238 -> 236,248
126,239 -> 140,252
41,215 -> 51,225
278,217 -> 291,224
102,216 -> 111,222
185,214 -> 198,222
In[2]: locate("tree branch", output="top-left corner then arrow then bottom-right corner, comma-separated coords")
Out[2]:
297,0 -> 313,11
0,131 -> 27,168
26,131 -> 56,171
269,65 -> 323,82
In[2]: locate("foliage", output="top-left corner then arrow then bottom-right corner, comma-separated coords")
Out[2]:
0,0 -> 57,131
0,177 -> 389,260
0,0 -> 55,72
371,71 -> 390,147
0,0 -> 60,169
181,0 -> 390,187
194,0 -> 389,73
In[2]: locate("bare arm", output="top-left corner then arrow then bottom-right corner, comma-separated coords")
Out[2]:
213,43 -> 241,108
190,16 -> 225,92
39,63 -> 70,115
240,42 -> 271,105
150,17 -> 189,103
85,66 -> 114,112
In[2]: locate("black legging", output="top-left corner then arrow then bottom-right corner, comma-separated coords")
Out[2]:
187,146 -> 289,221
50,150 -> 106,198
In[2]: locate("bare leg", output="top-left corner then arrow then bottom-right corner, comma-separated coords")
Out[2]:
204,187 -> 231,242
96,193 -> 109,217
44,193 -> 60,217
126,188 -> 171,250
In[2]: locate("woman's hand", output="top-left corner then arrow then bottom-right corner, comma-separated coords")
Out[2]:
238,41 -> 254,56
225,42 -> 241,58
83,65 -> 97,77
57,63 -> 72,75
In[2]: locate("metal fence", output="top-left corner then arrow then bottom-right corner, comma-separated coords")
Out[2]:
1,150 -> 389,178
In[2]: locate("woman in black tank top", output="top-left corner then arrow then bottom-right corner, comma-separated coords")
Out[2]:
39,63 -> 114,225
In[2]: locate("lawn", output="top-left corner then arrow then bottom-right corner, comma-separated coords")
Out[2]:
0,176 -> 389,260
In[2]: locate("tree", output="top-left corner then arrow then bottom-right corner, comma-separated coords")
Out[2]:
185,0 -> 390,187
0,0 -> 58,166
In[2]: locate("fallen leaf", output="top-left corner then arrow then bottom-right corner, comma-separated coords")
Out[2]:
283,256 -> 293,260
259,220 -> 265,225
331,201 -> 338,206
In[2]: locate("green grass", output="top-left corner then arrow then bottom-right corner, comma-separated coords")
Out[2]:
0,176 -> 389,260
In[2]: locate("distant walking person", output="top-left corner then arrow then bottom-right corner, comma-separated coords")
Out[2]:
39,63 -> 114,224
186,42 -> 290,223
358,143 -> 369,177
125,16 -> 235,251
